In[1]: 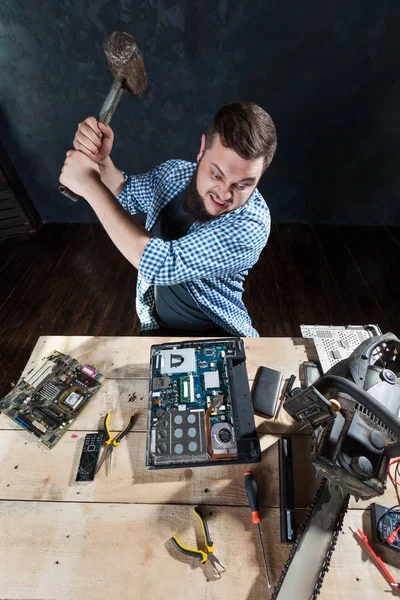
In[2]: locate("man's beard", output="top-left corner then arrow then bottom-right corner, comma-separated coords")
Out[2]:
183,163 -> 215,223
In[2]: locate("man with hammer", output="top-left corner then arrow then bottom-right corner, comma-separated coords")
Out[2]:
59,101 -> 276,337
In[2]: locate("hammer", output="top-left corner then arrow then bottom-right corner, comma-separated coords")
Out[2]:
59,31 -> 147,202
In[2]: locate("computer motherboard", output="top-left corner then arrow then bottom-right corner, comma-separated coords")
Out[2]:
0,350 -> 104,448
146,338 -> 260,469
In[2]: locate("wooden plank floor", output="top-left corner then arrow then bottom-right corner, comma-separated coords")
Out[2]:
1,223 -> 399,398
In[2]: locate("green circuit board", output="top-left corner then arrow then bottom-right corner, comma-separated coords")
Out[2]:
0,351 -> 104,448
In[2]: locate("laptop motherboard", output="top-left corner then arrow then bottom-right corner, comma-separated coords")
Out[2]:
0,350 -> 104,448
147,338 -> 260,468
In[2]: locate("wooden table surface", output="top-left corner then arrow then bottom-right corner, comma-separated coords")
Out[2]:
0,336 -> 398,600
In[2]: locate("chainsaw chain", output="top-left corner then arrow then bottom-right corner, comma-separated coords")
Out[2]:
312,490 -> 349,597
271,478 -> 350,600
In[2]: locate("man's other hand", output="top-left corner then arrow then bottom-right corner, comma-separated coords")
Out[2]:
73,116 -> 114,165
59,150 -> 101,198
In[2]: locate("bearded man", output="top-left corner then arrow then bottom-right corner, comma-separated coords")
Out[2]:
59,102 -> 277,337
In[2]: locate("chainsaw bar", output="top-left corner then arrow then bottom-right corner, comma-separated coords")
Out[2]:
272,478 -> 349,599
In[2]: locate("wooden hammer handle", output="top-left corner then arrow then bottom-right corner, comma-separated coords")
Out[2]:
59,76 -> 124,202
59,186 -> 80,202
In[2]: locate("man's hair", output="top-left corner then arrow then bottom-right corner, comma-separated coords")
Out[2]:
205,101 -> 277,171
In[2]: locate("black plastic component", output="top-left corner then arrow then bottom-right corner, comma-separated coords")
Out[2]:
279,436 -> 296,543
75,433 -> 104,482
218,428 -> 232,443
284,375 -> 296,398
244,471 -> 260,515
30,402 -> 62,426
229,354 -> 261,463
371,503 -> 400,552
346,412 -> 386,456
370,430 -> 386,450
351,456 -> 373,477
284,386 -> 336,428
251,366 -> 283,418
194,507 -> 213,548
328,411 -> 346,445
303,362 -> 323,388
346,332 -> 400,386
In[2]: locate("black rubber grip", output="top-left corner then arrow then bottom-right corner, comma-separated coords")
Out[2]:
170,537 -> 204,561
103,413 -> 112,444
244,471 -> 261,521
194,507 -> 213,548
114,415 -> 135,444
284,374 -> 296,397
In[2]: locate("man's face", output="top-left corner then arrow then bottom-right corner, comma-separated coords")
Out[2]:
195,133 -> 264,218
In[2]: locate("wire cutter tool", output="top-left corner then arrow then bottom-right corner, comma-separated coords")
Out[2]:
170,507 -> 226,577
95,412 -> 135,475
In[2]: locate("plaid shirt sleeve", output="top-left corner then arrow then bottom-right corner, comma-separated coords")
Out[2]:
117,162 -> 171,214
138,210 -> 270,286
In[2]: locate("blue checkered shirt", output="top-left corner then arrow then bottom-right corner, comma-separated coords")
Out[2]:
117,159 -> 270,337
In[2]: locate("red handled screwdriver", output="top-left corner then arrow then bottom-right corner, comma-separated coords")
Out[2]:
244,471 -> 271,589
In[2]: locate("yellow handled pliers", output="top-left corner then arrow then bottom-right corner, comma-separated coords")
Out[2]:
95,413 -> 134,475
170,507 -> 226,577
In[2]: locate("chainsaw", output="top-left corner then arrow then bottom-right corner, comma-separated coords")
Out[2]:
272,332 -> 400,599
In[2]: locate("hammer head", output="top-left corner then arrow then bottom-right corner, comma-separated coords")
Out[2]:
104,31 -> 147,98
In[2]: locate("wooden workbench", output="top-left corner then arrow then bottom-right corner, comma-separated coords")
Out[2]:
0,336 -> 398,599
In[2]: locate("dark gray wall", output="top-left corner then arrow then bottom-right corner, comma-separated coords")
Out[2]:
0,0 -> 399,224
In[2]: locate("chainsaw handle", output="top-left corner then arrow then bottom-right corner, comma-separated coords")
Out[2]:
313,375 -> 400,439
347,332 -> 400,385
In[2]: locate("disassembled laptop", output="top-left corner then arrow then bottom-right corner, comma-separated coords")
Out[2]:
146,337 -> 260,468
